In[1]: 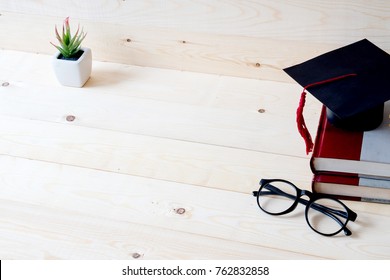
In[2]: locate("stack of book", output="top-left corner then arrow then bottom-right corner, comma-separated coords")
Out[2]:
311,102 -> 390,203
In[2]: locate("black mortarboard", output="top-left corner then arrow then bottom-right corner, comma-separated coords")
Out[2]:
283,39 -> 390,154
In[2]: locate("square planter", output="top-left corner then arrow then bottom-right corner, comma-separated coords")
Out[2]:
52,47 -> 92,87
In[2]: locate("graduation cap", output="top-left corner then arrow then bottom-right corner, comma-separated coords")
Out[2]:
283,39 -> 390,154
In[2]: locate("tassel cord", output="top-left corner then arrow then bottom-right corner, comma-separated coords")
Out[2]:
296,73 -> 357,154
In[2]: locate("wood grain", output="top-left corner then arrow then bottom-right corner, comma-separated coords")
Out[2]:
1,50 -> 390,259
0,198 -> 320,260
0,50 -> 317,191
0,115 -> 313,193
0,50 -> 321,158
1,155 -> 389,259
1,0 -> 389,79
1,0 -> 390,261
1,0 -> 389,43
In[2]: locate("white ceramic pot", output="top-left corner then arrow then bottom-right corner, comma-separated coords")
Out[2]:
52,47 -> 92,87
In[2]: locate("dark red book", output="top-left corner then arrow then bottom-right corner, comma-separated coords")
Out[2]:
312,173 -> 390,204
310,104 -> 390,179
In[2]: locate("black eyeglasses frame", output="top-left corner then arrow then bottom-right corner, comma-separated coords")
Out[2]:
253,179 -> 358,237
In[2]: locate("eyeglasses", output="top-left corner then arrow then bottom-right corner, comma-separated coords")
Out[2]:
253,179 -> 357,236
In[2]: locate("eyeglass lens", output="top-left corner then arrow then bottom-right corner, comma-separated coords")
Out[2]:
258,181 -> 350,235
306,198 -> 348,235
258,181 -> 298,214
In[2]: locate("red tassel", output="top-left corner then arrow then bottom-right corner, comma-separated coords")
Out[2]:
296,73 -> 357,155
296,90 -> 313,154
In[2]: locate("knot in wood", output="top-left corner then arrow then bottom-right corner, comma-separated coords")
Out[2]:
66,115 -> 76,122
132,253 -> 141,259
175,208 -> 186,215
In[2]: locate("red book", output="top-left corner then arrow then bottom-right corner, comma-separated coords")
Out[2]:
312,173 -> 390,204
310,104 -> 390,179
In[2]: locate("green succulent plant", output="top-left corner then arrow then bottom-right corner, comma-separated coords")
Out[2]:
51,17 -> 87,59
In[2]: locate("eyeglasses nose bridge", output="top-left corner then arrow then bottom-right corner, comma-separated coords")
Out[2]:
300,189 -> 313,199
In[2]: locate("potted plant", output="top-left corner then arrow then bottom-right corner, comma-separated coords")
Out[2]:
51,17 -> 92,87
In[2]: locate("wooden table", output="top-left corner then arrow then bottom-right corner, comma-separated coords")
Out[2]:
0,50 -> 389,259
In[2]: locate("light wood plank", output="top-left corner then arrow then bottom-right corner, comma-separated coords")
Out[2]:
0,115 -> 313,192
0,50 -> 320,115
0,199 -> 320,260
1,156 -> 389,259
1,0 -> 388,45
0,50 -> 321,158
1,0 -> 389,79
0,11 -> 326,81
